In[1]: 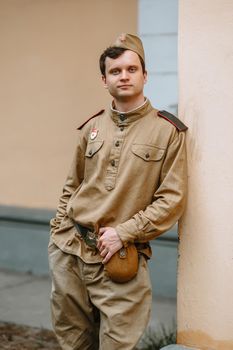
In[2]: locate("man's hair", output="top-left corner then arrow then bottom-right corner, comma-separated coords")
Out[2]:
99,46 -> 146,77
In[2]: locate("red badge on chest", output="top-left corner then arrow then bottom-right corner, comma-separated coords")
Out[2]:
90,128 -> 98,140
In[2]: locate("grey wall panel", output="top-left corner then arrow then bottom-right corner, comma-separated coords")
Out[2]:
139,0 -> 178,114
139,0 -> 178,34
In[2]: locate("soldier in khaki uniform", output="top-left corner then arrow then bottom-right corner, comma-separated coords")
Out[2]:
49,33 -> 187,350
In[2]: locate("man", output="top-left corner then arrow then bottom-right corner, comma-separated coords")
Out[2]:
49,33 -> 187,350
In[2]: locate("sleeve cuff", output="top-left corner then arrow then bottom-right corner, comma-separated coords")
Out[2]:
115,218 -> 142,245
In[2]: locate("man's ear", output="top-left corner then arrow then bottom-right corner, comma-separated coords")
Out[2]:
102,75 -> 108,89
144,70 -> 148,84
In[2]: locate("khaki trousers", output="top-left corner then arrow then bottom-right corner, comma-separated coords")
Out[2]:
48,242 -> 152,350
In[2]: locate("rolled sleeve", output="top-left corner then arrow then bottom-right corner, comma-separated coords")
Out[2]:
116,131 -> 187,244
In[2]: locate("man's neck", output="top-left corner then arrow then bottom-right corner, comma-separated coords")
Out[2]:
113,96 -> 146,113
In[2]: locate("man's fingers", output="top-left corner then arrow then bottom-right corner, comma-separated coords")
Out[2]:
97,227 -> 108,249
98,227 -> 108,235
100,246 -> 108,257
97,235 -> 107,250
102,251 -> 112,264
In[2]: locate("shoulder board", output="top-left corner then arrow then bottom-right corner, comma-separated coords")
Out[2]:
77,109 -> 105,130
157,110 -> 188,131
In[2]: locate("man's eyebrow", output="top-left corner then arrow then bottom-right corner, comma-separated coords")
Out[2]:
109,66 -> 120,70
108,66 -> 121,73
109,64 -> 139,70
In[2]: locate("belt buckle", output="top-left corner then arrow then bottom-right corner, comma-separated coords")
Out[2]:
85,229 -> 97,248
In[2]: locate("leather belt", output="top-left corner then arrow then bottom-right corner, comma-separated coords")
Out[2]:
74,221 -> 150,253
74,222 -> 97,248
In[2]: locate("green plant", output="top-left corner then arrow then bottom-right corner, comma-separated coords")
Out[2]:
137,323 -> 176,350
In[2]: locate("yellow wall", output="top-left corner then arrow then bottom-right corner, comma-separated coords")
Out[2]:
0,0 -> 137,208
178,1 -> 233,349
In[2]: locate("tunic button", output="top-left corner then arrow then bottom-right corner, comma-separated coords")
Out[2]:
145,153 -> 150,159
111,160 -> 115,166
67,239 -> 72,246
89,150 -> 92,156
120,126 -> 124,132
119,114 -> 126,121
115,141 -> 120,147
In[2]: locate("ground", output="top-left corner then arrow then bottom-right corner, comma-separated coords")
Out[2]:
0,322 -> 61,350
0,321 -> 171,349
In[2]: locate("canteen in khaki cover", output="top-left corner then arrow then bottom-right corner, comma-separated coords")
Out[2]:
105,243 -> 139,283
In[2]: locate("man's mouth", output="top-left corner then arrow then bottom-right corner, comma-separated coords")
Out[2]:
118,84 -> 132,88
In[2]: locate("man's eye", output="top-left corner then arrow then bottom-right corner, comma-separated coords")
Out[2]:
129,67 -> 137,72
112,69 -> 120,75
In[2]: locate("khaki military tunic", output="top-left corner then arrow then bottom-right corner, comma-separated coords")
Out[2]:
49,98 -> 187,349
50,98 -> 187,262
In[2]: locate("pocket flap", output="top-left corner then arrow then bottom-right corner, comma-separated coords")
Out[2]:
85,140 -> 104,158
132,144 -> 165,161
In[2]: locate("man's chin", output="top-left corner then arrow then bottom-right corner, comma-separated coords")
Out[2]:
115,95 -> 134,102
113,92 -> 135,100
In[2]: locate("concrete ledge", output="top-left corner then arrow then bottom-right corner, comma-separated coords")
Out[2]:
0,205 -> 178,297
0,204 -> 55,224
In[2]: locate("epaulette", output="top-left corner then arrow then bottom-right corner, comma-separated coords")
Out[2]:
77,109 -> 105,130
157,110 -> 188,132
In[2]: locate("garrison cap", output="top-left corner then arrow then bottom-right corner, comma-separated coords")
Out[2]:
113,33 -> 145,62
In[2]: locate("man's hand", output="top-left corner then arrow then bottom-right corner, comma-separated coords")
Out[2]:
97,227 -> 123,264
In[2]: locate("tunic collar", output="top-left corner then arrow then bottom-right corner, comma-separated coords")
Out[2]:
110,98 -> 153,125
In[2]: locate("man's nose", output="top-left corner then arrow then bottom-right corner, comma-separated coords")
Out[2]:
120,70 -> 129,80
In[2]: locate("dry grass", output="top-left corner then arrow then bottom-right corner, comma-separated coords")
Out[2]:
0,322 -> 61,350
0,321 -> 176,349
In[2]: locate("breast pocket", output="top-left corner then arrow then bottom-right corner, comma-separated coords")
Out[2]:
85,140 -> 104,158
84,140 -> 104,179
131,143 -> 165,162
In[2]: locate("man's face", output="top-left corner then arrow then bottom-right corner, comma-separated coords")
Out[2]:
102,50 -> 147,103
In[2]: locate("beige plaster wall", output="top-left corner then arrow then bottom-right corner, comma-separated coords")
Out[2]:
178,1 -> 233,349
0,0 -> 137,209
